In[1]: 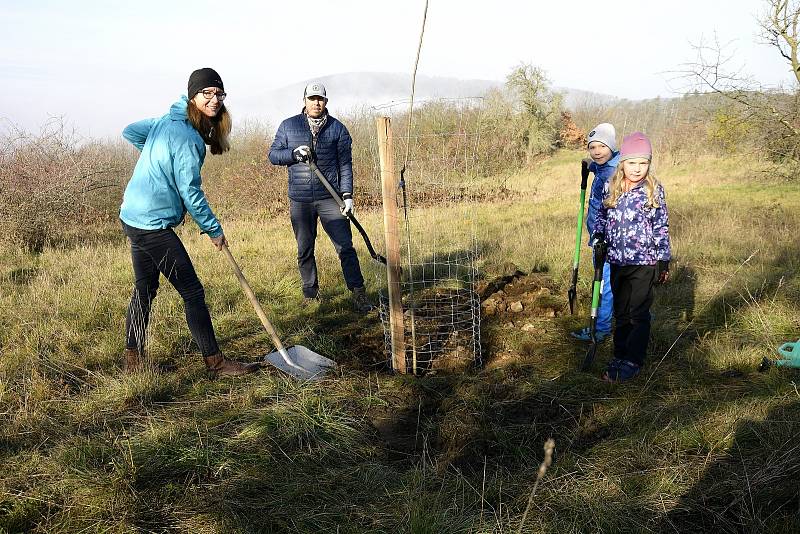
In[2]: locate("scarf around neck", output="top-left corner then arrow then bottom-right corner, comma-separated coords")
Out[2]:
305,111 -> 328,138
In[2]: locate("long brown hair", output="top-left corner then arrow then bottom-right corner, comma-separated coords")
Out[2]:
603,163 -> 661,209
187,99 -> 231,155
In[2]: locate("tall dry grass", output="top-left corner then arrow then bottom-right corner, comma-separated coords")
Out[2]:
2,149 -> 800,532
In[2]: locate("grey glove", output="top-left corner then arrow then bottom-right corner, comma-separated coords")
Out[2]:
341,192 -> 354,216
341,198 -> 354,216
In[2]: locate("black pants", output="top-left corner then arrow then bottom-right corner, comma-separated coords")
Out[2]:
290,198 -> 365,298
610,264 -> 656,366
122,221 -> 219,357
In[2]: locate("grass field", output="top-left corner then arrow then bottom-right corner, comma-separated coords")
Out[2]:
1,150 -> 799,533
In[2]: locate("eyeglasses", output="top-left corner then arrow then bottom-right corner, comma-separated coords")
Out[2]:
198,89 -> 227,101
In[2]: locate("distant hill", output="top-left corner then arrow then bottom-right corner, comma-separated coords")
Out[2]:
233,72 -> 619,130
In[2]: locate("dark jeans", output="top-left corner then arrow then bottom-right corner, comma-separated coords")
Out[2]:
290,198 -> 365,297
121,221 -> 219,357
610,264 -> 656,366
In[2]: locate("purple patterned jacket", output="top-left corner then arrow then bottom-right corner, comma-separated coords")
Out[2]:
595,182 -> 671,266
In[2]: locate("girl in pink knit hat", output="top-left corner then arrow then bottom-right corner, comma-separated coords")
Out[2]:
593,132 -> 672,383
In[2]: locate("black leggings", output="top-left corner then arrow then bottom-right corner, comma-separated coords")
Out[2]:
610,264 -> 656,366
122,221 -> 219,357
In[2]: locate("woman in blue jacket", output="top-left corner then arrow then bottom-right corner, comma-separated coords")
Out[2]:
119,68 -> 260,377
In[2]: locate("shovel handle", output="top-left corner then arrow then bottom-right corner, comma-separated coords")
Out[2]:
221,244 -> 287,353
308,160 -> 347,209
307,161 -> 387,265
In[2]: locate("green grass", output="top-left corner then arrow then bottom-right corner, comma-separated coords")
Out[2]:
1,151 -> 800,533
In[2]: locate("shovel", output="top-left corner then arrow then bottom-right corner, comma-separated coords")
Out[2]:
307,160 -> 387,266
221,243 -> 336,380
581,238 -> 607,371
568,159 -> 593,314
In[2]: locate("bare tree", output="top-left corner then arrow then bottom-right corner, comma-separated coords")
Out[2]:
676,0 -> 800,167
759,0 -> 800,85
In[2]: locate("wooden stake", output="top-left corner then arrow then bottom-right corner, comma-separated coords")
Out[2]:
377,116 -> 406,374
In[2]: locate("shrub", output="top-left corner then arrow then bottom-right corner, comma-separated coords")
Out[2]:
0,120 -> 132,252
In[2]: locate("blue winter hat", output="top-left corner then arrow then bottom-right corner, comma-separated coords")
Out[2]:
587,123 -> 617,152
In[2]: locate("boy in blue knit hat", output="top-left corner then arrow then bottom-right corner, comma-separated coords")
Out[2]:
571,123 -> 619,342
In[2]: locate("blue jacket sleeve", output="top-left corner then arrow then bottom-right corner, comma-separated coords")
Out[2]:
586,170 -> 605,236
593,180 -> 609,238
268,121 -> 295,166
652,185 -> 671,261
337,125 -> 354,195
172,138 -> 223,238
122,119 -> 157,152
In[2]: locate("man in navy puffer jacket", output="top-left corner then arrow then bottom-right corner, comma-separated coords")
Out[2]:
269,82 -> 372,313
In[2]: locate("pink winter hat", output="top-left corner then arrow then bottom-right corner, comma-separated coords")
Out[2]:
619,132 -> 652,161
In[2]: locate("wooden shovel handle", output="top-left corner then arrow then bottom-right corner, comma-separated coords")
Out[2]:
221,244 -> 286,353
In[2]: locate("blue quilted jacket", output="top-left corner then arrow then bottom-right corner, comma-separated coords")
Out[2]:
268,112 -> 354,202
586,152 -> 619,238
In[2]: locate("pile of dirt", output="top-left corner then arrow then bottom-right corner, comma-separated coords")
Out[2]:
477,269 -> 563,332
375,269 -> 565,375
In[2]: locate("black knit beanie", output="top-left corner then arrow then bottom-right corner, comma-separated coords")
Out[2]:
188,68 -> 224,97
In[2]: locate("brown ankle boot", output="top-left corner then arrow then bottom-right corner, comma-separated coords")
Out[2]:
123,348 -> 142,372
204,353 -> 262,377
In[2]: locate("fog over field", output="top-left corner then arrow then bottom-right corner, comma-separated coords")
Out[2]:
235,71 -> 619,130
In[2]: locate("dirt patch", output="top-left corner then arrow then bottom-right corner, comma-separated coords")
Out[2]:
335,318 -> 389,371
404,288 -> 477,375
380,286 -> 480,376
477,269 -> 563,329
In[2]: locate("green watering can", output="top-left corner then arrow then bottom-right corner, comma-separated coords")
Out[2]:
758,339 -> 800,372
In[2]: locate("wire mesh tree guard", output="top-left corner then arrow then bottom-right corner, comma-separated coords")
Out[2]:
369,98 -> 501,375
378,250 -> 481,374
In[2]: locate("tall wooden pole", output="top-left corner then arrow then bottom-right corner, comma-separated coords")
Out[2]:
376,116 -> 406,374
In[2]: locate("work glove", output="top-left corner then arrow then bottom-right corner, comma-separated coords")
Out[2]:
590,232 -> 605,247
657,260 -> 670,284
341,193 -> 354,216
292,145 -> 313,163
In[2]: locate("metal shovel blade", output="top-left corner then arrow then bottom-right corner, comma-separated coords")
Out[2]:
264,345 -> 336,380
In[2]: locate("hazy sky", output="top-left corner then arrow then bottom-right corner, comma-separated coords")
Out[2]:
2,0 -> 792,138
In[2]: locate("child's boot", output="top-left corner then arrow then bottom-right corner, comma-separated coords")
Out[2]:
602,358 -> 641,383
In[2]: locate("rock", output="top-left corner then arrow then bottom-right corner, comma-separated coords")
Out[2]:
521,323 -> 544,334
509,301 -> 524,313
503,322 -> 515,329
537,287 -> 551,296
481,298 -> 498,316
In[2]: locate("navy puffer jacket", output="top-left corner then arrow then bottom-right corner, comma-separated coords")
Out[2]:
268,112 -> 354,203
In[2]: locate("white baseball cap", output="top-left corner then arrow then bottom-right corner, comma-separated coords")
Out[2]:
304,82 -> 327,98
